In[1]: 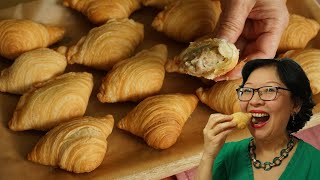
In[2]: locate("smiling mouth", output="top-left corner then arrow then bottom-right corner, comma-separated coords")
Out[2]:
251,113 -> 270,124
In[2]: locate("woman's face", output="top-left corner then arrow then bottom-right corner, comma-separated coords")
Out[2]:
239,66 -> 294,140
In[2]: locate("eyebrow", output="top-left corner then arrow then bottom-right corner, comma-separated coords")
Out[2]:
245,81 -> 283,86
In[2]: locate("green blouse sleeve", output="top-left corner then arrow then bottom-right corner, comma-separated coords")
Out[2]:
212,143 -> 229,180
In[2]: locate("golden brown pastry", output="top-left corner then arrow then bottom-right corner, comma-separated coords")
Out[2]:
141,0 -> 176,8
196,79 -> 242,114
63,0 -> 141,25
279,48 -> 320,95
0,19 -> 65,60
278,14 -> 320,52
166,38 -> 239,79
28,115 -> 114,173
151,0 -> 221,42
0,48 -> 67,94
117,93 -> 198,149
232,112 -> 252,129
312,92 -> 320,114
66,18 -> 144,70
97,44 -> 167,103
8,72 -> 93,131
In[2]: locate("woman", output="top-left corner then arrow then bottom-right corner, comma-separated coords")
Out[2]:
196,58 -> 320,179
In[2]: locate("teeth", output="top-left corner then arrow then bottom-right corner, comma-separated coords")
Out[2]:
251,113 -> 269,117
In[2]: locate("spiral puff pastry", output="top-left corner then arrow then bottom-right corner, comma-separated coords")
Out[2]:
117,93 -> 198,149
0,19 -> 65,60
166,38 -> 239,80
97,44 -> 167,103
28,115 -> 114,173
8,72 -> 93,131
66,18 -> 144,70
196,79 -> 242,115
278,14 -> 320,52
279,49 -> 320,95
63,0 -> 141,25
0,48 -> 67,94
151,0 -> 221,42
141,0 -> 176,9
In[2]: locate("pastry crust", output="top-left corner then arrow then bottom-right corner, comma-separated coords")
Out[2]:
278,14 -> 320,52
0,19 -> 65,60
117,93 -> 198,149
97,44 -> 167,103
8,72 -> 94,131
66,18 -> 144,70
279,48 -> 320,94
27,115 -> 114,173
63,0 -> 141,25
151,0 -> 221,42
232,112 -> 252,129
196,79 -> 242,114
166,38 -> 239,79
0,48 -> 67,94
141,0 -> 175,9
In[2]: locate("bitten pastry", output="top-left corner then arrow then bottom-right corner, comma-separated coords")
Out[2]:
278,14 -> 320,52
97,44 -> 167,103
232,112 -> 252,129
8,72 -> 93,131
66,18 -> 144,70
279,48 -> 320,95
196,79 -> 242,114
141,0 -> 176,9
117,93 -> 198,149
0,48 -> 67,94
166,38 -> 239,79
28,115 -> 114,173
63,0 -> 141,25
152,0 -> 221,42
0,19 -> 65,60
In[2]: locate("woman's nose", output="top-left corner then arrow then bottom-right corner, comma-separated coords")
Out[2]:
249,91 -> 264,106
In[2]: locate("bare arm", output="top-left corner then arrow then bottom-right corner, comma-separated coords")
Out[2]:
195,114 -> 237,180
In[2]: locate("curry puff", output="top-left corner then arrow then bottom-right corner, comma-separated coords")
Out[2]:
28,115 -> 114,173
63,0 -> 141,25
196,79 -> 242,115
279,48 -> 320,95
0,19 -> 65,60
117,93 -> 198,149
232,112 -> 252,129
152,0 -> 221,42
0,48 -> 67,95
97,44 -> 167,103
8,72 -> 93,131
278,14 -> 320,52
65,18 -> 144,70
166,38 -> 239,80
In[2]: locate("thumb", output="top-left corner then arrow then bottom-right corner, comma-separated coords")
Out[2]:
215,0 -> 255,43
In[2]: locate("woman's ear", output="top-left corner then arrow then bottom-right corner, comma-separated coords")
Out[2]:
293,98 -> 302,113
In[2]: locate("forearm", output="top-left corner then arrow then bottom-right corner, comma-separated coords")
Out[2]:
195,153 -> 215,180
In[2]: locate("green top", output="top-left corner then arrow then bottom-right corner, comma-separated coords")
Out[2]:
212,138 -> 320,180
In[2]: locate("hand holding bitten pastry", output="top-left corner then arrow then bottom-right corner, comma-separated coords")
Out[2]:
186,0 -> 289,82
196,59 -> 320,180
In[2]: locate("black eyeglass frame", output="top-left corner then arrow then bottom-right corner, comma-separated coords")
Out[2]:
236,86 -> 291,101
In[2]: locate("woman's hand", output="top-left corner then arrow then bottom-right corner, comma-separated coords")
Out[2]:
214,0 -> 289,81
202,113 -> 237,159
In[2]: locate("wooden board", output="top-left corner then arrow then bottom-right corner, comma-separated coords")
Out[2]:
0,0 -> 320,179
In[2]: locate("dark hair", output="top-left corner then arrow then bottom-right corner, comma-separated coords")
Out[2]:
240,58 -> 315,133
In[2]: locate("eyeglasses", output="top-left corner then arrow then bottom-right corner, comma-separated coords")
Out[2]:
236,86 -> 290,101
